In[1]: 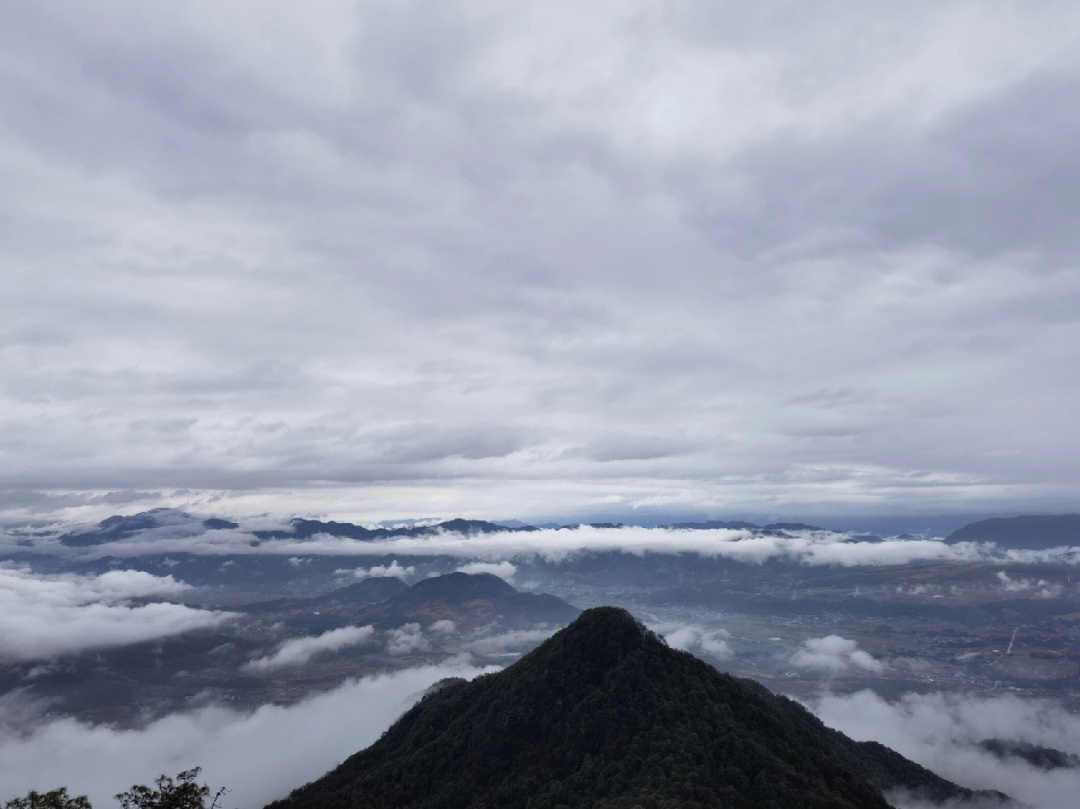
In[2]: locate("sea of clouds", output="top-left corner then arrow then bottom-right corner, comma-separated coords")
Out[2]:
0,564 -> 233,662
811,690 -> 1080,809
244,626 -> 376,673
0,660 -> 493,808
20,523 -> 1080,569
3,667 -> 1078,809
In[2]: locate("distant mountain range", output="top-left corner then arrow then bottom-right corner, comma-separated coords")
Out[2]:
946,514 -> 1080,549
58,508 -> 239,547
54,508 -> 1080,553
367,571 -> 578,627
252,517 -> 528,542
58,511 -> 525,547
55,509 -> 832,548
266,607 -> 1009,809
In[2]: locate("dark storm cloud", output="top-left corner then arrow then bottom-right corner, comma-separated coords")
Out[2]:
3,1 -> 1080,522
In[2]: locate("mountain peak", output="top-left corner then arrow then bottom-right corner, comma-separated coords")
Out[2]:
565,605 -> 644,632
397,571 -> 518,602
269,604 -> 1003,809
535,606 -> 658,667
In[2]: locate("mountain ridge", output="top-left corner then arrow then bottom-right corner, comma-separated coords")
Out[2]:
368,572 -> 578,628
54,509 -> 848,549
947,514 -> 1080,549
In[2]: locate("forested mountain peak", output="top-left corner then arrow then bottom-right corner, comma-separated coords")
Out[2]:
266,607 -> 1007,809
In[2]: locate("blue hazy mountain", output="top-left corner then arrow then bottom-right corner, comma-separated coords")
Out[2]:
59,509 -> 237,547
369,572 -> 578,627
946,514 -> 1080,549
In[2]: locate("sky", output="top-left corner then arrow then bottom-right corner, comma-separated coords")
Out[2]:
3,1 -> 1080,525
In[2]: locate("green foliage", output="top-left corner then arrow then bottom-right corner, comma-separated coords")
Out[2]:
115,769 -> 212,809
267,607 -> 986,809
5,771 -> 223,809
3,788 -> 92,809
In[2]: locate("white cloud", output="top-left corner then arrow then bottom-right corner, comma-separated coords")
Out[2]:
454,561 -> 517,580
0,565 -> 233,662
74,524 -> 1045,571
385,623 -> 430,656
0,661 -> 494,808
809,690 -> 1080,809
464,628 -> 556,657
996,570 -> 1060,597
4,2 -> 1080,522
429,619 -> 457,634
472,3 -> 1080,158
799,538 -> 984,567
661,623 -> 731,659
341,560 -> 415,581
792,636 -> 884,674
998,569 -> 1022,588
244,625 -> 375,673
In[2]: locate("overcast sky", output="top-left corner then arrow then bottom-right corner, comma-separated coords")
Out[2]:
3,1 -> 1080,525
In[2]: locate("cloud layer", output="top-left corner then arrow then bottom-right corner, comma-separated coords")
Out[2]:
0,661 -> 491,807
810,690 -> 1080,809
244,625 -> 375,673
0,565 -> 232,662
3,2 -> 1080,522
53,522 -> 1080,570
5,652 -> 1075,809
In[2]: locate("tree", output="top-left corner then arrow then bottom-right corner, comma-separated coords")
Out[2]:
3,788 -> 92,809
115,769 -> 217,809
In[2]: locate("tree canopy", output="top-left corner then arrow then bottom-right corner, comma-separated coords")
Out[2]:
5,770 -> 219,809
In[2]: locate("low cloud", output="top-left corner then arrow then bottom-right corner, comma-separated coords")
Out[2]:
338,560 -> 416,581
386,623 -> 429,656
997,570 -> 1060,598
809,690 -> 1080,809
464,628 -> 556,657
244,626 -> 375,673
0,565 -> 232,662
71,524 -> 1035,570
792,636 -> 884,674
661,624 -> 732,660
0,661 -> 493,808
454,561 -> 517,580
